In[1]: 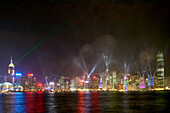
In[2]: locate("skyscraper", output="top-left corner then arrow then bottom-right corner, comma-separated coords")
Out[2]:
70,78 -> 76,91
156,51 -> 164,90
105,70 -> 109,90
123,75 -> 128,90
8,57 -> 15,76
99,74 -> 103,89
112,71 -> 117,89
8,57 -> 15,84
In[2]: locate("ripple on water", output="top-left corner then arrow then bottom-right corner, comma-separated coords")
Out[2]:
0,91 -> 169,113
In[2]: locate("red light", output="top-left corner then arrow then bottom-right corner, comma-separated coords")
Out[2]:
37,83 -> 42,87
93,76 -> 97,79
28,73 -> 33,77
37,91 -> 43,94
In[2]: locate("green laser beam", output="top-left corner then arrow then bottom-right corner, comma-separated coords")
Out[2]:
15,6 -> 87,64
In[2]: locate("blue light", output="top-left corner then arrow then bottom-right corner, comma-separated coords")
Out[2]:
15,73 -> 22,76
99,82 -> 103,89
148,76 -> 151,87
151,76 -> 154,87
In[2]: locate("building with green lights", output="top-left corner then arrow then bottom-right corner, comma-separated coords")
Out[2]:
156,51 -> 164,90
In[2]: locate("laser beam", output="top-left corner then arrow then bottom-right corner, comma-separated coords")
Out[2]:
15,6 -> 87,64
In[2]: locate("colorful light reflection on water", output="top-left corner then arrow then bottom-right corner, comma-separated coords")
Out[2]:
0,91 -> 170,113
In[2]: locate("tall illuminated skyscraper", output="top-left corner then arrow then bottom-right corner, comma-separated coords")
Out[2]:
123,75 -> 128,90
8,57 -> 15,84
105,70 -> 109,90
99,74 -> 103,89
112,71 -> 117,89
8,57 -> 15,75
156,51 -> 164,90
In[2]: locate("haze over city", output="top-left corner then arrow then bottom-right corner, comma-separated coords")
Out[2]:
0,1 -> 170,113
0,0 -> 169,83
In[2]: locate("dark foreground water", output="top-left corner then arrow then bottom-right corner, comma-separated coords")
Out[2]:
0,91 -> 170,113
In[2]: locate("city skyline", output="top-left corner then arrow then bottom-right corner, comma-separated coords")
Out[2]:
1,50 -> 167,87
1,50 -> 168,92
0,1 -> 169,113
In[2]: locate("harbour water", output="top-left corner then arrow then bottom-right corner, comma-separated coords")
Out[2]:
0,91 -> 169,113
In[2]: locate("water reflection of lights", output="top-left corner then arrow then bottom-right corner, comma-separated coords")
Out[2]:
0,91 -> 169,112
45,93 -> 57,113
84,91 -> 92,112
0,93 -> 3,112
92,92 -> 100,113
26,92 -> 46,113
37,91 -> 43,94
77,91 -> 85,113
13,92 -> 25,113
26,92 -> 36,112
77,91 -> 100,113
0,92 -> 26,112
35,92 -> 46,112
122,92 -> 129,113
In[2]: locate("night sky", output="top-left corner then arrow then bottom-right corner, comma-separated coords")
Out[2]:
0,0 -> 169,82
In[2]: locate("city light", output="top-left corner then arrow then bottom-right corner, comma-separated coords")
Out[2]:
80,82 -> 83,85
99,82 -> 103,89
80,80 -> 84,82
85,81 -> 89,83
28,73 -> 33,77
0,2 -> 169,113
49,82 -> 55,85
37,83 -> 42,87
15,73 -> 22,76
0,33 -> 168,93
93,76 -> 97,79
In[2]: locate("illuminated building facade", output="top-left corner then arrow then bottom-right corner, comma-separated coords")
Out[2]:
140,77 -> 145,89
148,75 -> 151,89
84,79 -> 90,90
70,78 -> 76,90
20,74 -> 36,91
92,76 -> 99,89
49,82 -> 55,90
82,75 -> 86,81
56,79 -> 61,91
136,75 -> 140,90
123,75 -> 128,90
60,76 -> 70,91
15,73 -> 22,85
105,70 -> 109,90
60,76 -> 65,90
75,77 -> 80,89
107,74 -> 112,89
99,74 -> 103,89
151,76 -> 154,89
164,76 -> 170,89
156,51 -> 164,89
7,57 -> 15,84
131,75 -> 137,90
117,78 -> 124,90
112,71 -> 117,89
102,77 -> 106,90
79,80 -> 84,89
